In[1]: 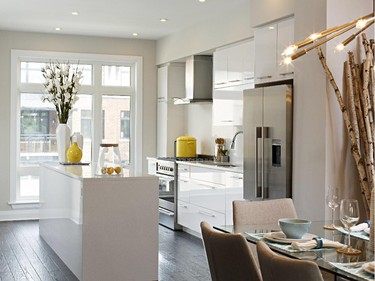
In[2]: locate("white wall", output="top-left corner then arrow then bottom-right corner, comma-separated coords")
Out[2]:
0,30 -> 157,214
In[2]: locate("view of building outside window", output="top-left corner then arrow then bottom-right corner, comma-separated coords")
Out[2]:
16,58 -> 134,200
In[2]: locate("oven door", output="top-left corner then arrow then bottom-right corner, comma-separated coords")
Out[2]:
157,174 -> 175,211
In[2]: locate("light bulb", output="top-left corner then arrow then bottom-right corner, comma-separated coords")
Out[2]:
335,43 -> 345,51
356,19 -> 367,29
282,45 -> 297,56
283,57 -> 292,65
309,33 -> 321,41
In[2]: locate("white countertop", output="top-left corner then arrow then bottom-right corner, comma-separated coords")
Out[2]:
176,160 -> 243,173
40,162 -> 132,179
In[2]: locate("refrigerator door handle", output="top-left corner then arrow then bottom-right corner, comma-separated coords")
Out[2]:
255,127 -> 262,198
262,127 -> 270,199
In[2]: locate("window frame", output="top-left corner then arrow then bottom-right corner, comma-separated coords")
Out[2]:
10,50 -> 143,206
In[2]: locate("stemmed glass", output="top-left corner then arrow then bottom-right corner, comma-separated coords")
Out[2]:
337,199 -> 361,255
324,186 -> 340,230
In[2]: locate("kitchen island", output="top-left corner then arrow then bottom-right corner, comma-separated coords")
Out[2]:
39,162 -> 159,281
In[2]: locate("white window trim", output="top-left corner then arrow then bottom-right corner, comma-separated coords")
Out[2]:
10,50 -> 143,207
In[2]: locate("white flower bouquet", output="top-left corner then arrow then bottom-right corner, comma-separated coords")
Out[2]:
41,61 -> 83,124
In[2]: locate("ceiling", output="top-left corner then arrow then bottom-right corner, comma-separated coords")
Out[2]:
0,0 -> 248,40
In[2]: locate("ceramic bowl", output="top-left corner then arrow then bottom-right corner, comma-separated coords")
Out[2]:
278,218 -> 312,239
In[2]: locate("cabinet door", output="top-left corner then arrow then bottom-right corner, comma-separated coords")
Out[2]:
277,18 -> 294,78
227,44 -> 244,84
242,40 -> 255,82
212,86 -> 244,126
157,101 -> 167,157
254,23 -> 277,83
189,179 -> 226,213
225,172 -> 244,224
213,48 -> 228,88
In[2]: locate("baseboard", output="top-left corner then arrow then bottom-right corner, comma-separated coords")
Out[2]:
0,209 -> 39,221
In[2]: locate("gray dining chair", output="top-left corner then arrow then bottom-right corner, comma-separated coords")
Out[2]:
233,198 -> 298,225
200,221 -> 263,281
257,240 -> 324,281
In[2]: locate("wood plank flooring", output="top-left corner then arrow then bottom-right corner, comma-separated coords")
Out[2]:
0,221 -> 211,281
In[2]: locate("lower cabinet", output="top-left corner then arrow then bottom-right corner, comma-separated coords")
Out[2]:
177,164 -> 243,234
178,201 -> 226,233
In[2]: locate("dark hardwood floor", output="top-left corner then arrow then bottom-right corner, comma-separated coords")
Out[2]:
0,221 -> 211,281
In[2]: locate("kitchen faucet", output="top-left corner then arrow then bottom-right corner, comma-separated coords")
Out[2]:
230,131 -> 243,149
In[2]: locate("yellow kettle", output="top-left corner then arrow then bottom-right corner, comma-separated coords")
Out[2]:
176,135 -> 196,158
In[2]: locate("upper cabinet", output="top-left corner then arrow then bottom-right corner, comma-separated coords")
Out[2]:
254,17 -> 294,85
213,40 -> 255,89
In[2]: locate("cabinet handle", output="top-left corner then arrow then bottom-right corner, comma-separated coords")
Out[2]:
230,176 -> 243,180
159,208 -> 174,216
198,183 -> 217,189
179,204 -> 188,208
198,210 -> 216,218
228,79 -> 241,83
220,120 -> 234,123
256,75 -> 272,79
179,168 -> 188,171
179,179 -> 188,183
215,82 -> 226,85
280,72 -> 294,76
244,77 -> 255,80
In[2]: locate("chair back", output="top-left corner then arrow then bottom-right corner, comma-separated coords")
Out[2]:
233,198 -> 297,225
200,221 -> 262,281
256,240 -> 323,281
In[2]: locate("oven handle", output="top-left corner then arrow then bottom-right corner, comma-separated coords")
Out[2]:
159,208 -> 174,216
157,175 -> 174,181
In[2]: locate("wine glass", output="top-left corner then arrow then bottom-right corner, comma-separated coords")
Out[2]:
337,199 -> 361,255
324,186 -> 340,230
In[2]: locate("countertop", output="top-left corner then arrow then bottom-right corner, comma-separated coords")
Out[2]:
40,162 -> 132,179
176,160 -> 243,173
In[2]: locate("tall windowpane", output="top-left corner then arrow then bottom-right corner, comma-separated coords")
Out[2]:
120,111 -> 130,139
102,65 -> 131,86
102,95 -> 131,164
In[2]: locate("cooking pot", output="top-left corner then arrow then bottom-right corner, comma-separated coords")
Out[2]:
176,135 -> 196,158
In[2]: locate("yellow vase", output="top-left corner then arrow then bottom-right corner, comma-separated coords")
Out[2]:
66,142 -> 83,163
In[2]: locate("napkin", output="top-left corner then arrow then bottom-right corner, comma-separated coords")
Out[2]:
350,220 -> 370,232
366,261 -> 375,271
291,237 -> 343,251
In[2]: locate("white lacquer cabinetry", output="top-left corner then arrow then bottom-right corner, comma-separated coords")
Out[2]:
254,17 -> 294,84
177,163 -> 243,234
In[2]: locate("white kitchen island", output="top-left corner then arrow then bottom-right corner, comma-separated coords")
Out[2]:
39,162 -> 159,281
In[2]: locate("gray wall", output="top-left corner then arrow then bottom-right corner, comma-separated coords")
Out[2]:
0,30 -> 157,212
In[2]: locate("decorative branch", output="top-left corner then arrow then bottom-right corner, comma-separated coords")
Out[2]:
317,48 -> 371,215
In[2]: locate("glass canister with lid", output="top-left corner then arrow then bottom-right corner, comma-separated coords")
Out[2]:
96,143 -> 123,176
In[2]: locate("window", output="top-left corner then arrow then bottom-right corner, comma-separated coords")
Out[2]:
11,50 -> 143,206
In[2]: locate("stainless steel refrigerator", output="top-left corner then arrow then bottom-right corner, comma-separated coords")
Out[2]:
243,83 -> 293,200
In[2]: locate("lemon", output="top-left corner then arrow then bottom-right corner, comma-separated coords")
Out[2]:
115,166 -> 122,174
107,167 -> 114,175
101,167 -> 107,175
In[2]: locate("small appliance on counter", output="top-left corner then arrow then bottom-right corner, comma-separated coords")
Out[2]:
214,138 -> 229,162
175,135 -> 196,158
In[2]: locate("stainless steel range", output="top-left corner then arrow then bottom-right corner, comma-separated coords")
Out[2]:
156,156 -> 213,230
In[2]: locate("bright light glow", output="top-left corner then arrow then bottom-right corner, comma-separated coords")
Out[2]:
71,11 -> 79,16
356,19 -> 367,28
132,33 -> 138,36
282,45 -> 297,56
283,57 -> 292,65
308,33 -> 321,41
55,27 -> 61,31
160,18 -> 168,22
198,0 -> 206,2
269,26 -> 275,30
335,43 -> 345,51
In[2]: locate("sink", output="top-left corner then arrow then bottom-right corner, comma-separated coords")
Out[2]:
200,161 -> 237,168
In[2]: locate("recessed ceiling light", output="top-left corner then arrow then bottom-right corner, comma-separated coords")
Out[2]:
160,18 -> 168,22
198,0 -> 206,2
132,32 -> 139,37
55,27 -> 61,31
71,11 -> 79,16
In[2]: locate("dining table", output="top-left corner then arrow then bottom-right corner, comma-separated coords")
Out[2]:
214,221 -> 374,281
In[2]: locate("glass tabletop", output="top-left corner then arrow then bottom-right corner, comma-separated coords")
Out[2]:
214,221 -> 374,281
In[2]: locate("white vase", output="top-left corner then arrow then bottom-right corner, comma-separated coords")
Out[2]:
56,124 -> 71,163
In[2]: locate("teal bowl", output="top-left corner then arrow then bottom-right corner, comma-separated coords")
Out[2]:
278,218 -> 311,239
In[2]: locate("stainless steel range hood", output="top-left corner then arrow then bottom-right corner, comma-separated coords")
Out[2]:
174,55 -> 213,105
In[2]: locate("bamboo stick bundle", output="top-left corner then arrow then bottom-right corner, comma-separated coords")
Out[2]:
317,48 -> 371,215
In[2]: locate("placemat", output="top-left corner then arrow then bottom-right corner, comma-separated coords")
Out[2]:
330,262 -> 374,281
335,227 -> 370,241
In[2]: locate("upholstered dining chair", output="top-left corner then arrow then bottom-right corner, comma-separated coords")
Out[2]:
232,198 -> 298,225
257,240 -> 324,281
200,221 -> 263,281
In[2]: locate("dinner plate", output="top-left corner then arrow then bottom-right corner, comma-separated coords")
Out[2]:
263,231 -> 316,244
362,262 -> 375,275
364,228 -> 370,235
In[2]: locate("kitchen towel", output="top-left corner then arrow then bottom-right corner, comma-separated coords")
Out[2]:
350,220 -> 370,232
